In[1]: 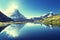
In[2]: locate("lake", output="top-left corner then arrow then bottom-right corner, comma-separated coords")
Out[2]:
0,23 -> 60,40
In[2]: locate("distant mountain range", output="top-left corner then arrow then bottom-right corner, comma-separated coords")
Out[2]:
31,12 -> 55,21
10,11 -> 55,22
0,10 -> 55,22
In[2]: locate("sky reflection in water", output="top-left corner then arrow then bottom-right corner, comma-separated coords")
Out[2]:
0,23 -> 60,40
1,23 -> 25,37
0,23 -> 46,38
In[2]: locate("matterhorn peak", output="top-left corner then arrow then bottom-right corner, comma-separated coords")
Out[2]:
10,9 -> 26,22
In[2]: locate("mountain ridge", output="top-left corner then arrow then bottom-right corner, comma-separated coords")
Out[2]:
0,11 -> 13,22
10,9 -> 26,22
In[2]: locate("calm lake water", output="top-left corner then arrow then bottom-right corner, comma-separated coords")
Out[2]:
0,23 -> 60,40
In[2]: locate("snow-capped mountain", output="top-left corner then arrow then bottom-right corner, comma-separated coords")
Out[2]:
10,9 -> 26,22
42,12 -> 54,18
47,12 -> 54,17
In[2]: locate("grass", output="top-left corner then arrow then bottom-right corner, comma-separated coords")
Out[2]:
39,14 -> 60,26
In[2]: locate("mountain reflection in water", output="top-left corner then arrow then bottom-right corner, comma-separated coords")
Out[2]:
0,23 -> 60,40
0,23 -> 25,37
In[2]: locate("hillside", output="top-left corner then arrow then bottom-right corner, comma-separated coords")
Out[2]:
39,14 -> 60,26
0,11 -> 13,22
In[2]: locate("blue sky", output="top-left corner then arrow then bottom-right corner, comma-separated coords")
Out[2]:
0,0 -> 60,18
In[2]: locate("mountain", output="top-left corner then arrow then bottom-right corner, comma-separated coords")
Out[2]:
10,9 -> 26,22
42,12 -> 54,18
0,11 -> 13,22
47,12 -> 54,17
40,14 -> 60,26
31,12 -> 55,21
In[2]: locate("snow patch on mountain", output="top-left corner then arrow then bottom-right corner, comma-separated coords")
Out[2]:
10,9 -> 26,22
